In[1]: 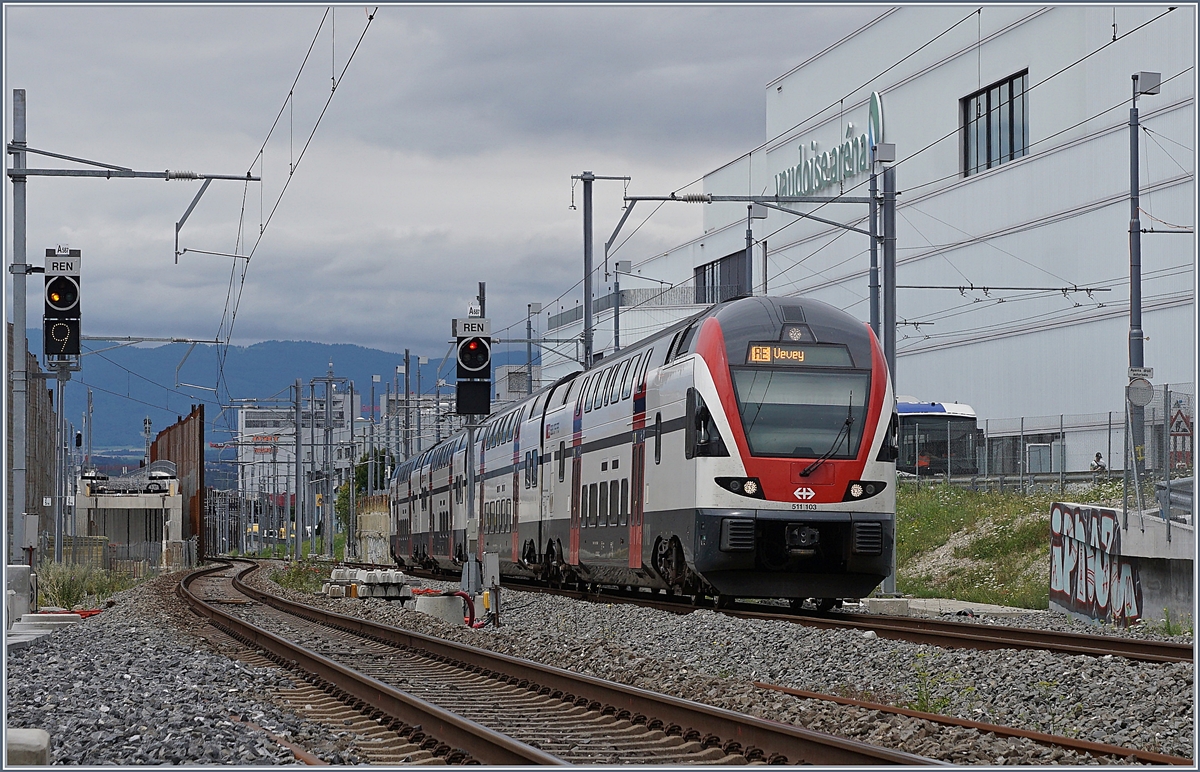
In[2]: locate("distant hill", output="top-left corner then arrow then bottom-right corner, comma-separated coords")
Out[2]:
26,329 -> 539,451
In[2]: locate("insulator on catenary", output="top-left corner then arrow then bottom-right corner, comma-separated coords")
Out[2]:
165,170 -> 199,180
677,193 -> 712,203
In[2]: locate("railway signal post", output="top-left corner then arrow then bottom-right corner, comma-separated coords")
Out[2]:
43,247 -> 82,562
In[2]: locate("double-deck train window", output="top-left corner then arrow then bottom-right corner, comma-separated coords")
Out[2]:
598,483 -> 609,526
621,355 -> 638,400
558,441 -> 566,482
607,480 -> 619,526
582,374 -> 594,413
591,373 -> 605,411
597,369 -> 609,410
638,348 -> 654,393
664,329 -> 686,364
588,483 -> 599,527
654,413 -> 662,464
608,362 -> 624,403
620,479 -> 629,526
580,486 -> 589,527
614,358 -> 631,401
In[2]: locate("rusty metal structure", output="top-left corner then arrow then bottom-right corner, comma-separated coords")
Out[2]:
150,404 -> 205,558
6,322 -> 56,560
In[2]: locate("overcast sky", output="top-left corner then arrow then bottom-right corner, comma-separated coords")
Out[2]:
5,4 -> 881,372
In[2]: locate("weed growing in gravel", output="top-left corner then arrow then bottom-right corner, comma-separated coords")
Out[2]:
902,653 -> 951,714
270,561 -> 327,593
1152,607 -> 1193,637
36,562 -> 139,609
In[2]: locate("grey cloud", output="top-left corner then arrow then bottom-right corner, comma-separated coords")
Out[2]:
7,4 -> 877,357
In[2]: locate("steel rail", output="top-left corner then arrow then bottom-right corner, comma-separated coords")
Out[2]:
741,608 -> 1194,664
233,561 -> 942,766
178,563 -> 566,766
753,681 -> 1195,766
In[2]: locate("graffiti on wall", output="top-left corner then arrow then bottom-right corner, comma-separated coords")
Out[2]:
1049,503 -> 1141,625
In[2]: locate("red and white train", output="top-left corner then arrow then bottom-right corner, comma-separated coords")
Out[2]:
390,295 -> 897,608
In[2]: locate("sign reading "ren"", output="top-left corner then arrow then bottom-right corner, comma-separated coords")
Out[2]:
453,318 -> 491,337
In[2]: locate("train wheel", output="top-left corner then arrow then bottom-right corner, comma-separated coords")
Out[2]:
714,594 -> 733,610
815,598 -> 837,612
788,597 -> 805,612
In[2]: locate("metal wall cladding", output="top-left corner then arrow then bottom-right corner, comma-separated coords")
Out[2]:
150,404 -> 205,555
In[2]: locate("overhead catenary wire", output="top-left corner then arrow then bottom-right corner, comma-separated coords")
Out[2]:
210,7 -> 377,418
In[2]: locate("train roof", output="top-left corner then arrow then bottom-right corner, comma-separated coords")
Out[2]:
897,400 -> 977,418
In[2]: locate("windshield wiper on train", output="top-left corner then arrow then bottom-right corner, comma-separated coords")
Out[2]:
800,392 -> 854,477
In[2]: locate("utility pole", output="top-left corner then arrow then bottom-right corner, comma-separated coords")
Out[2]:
572,172 -> 629,368
369,374 -> 378,493
1129,71 -> 1160,480
527,303 -> 540,392
308,382 -> 317,555
85,388 -> 93,471
10,89 -> 28,561
869,155 -> 881,338
323,373 -> 333,558
404,350 -> 412,459
293,378 -> 302,561
416,356 -> 427,454
744,204 -> 767,296
6,89 -> 257,562
882,165 -> 897,389
347,380 -> 356,560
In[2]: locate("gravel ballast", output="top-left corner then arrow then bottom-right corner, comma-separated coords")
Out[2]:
245,564 -> 1194,764
5,571 -> 363,765
5,564 -> 1193,765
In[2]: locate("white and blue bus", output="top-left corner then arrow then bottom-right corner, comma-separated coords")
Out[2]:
897,400 -> 981,476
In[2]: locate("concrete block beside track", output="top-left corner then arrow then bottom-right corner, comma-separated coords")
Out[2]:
414,595 -> 467,625
866,597 -> 910,615
6,727 -> 51,765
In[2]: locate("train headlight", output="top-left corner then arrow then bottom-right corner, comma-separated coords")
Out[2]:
715,477 -> 765,499
843,480 -> 887,502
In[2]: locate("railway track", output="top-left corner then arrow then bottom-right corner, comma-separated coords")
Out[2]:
394,568 -> 1190,665
318,560 -> 1195,765
181,560 -> 941,765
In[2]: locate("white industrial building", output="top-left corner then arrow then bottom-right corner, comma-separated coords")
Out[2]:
235,388 -> 361,498
543,5 -> 1195,473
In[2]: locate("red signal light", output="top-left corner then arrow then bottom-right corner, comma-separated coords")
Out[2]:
468,340 -> 478,351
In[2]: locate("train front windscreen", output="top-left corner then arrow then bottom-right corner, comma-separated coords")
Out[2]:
731,368 -> 871,459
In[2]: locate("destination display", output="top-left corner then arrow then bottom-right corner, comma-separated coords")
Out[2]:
746,343 -> 853,367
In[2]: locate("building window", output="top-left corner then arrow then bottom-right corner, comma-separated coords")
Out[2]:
962,71 -> 1028,176
694,250 -> 748,304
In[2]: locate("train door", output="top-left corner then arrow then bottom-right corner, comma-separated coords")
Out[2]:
511,408 -> 524,564
629,444 -> 645,568
569,374 -> 588,565
629,350 -> 652,568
